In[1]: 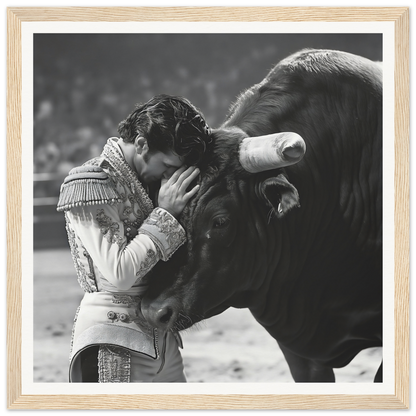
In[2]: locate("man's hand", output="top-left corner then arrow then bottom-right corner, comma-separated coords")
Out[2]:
158,166 -> 200,218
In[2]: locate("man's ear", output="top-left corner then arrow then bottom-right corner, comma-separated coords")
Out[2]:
257,173 -> 300,219
135,136 -> 147,154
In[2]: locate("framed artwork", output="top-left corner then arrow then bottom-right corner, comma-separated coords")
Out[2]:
7,6 -> 409,410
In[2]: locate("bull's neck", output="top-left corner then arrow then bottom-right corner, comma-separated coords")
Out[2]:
232,186 -> 291,307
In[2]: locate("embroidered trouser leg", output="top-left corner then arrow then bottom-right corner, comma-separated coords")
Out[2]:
97,332 -> 186,382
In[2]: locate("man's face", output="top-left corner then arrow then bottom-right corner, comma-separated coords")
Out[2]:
137,147 -> 184,184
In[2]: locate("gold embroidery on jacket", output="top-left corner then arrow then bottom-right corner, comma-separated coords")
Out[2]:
111,294 -> 141,308
96,209 -> 124,247
65,214 -> 97,293
136,249 -> 158,277
83,249 -> 97,292
69,305 -> 81,361
123,206 -> 132,217
144,209 -> 186,249
101,140 -> 153,218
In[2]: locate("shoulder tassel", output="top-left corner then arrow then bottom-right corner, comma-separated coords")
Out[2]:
56,165 -> 122,212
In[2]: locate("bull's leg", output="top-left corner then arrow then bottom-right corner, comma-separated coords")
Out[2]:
374,361 -> 383,382
278,343 -> 335,382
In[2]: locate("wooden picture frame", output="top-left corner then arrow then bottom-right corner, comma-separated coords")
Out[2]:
7,7 -> 409,410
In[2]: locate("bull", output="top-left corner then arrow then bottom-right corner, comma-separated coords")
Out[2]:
141,49 -> 383,382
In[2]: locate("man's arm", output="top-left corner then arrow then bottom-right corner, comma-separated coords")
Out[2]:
60,164 -> 199,291
67,203 -> 185,290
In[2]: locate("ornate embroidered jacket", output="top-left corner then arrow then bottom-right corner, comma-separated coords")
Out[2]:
57,137 -> 186,381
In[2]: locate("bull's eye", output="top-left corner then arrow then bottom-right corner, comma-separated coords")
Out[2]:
212,216 -> 230,229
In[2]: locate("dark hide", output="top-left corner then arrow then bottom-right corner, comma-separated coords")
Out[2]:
141,49 -> 382,382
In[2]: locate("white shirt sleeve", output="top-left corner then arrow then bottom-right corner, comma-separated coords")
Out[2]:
67,203 -> 185,291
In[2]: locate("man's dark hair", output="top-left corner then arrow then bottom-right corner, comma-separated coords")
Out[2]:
118,94 -> 212,166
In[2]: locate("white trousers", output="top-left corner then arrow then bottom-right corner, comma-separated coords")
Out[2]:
97,331 -> 186,383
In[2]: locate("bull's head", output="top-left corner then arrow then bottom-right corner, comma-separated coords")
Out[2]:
141,128 -> 306,332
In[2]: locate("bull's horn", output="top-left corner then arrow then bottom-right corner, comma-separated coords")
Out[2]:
239,132 -> 306,173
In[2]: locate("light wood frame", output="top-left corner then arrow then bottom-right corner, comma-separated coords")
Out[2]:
7,7 -> 409,410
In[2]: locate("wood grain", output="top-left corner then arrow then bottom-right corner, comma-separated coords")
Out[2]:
7,7 -> 22,410
6,7 -> 410,22
393,7 -> 410,409
5,394 -> 410,410
7,6 -> 409,410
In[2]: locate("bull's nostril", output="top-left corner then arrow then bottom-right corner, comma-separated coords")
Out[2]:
158,307 -> 173,325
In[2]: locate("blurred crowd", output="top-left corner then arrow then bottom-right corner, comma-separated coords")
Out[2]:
34,33 -> 382,194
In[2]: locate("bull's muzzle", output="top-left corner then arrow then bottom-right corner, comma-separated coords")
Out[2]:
239,132 -> 306,173
141,296 -> 178,331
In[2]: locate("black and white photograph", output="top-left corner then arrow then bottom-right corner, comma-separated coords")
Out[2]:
4,0 -> 412,412
32,31 -> 385,386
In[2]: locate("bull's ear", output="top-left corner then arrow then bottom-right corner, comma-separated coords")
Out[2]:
257,174 -> 300,219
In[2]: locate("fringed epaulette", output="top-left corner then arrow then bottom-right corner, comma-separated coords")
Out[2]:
57,165 -> 122,212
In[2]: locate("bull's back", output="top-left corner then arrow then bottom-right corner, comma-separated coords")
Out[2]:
227,48 -> 382,260
281,50 -> 382,282
228,49 -> 383,365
